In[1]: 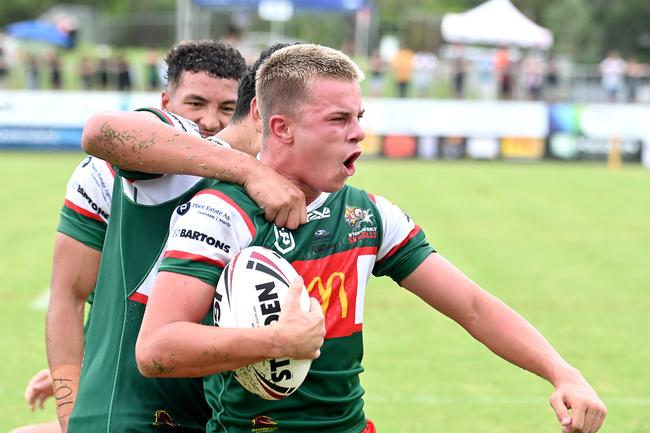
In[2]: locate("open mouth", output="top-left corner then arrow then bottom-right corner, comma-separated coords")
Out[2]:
343,151 -> 362,174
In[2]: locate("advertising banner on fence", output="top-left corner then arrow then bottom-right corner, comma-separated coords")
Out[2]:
548,103 -> 648,162
0,90 -> 159,149
362,98 -> 548,137
2,91 -> 648,168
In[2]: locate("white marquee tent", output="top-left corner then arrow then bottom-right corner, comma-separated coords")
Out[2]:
441,0 -> 553,49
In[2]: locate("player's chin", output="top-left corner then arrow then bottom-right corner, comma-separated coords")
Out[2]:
321,176 -> 348,194
334,177 -> 350,192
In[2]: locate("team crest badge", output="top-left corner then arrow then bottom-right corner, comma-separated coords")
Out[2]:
273,226 -> 295,253
344,206 -> 374,230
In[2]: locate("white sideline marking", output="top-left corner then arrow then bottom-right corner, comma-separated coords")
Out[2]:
365,393 -> 650,406
30,289 -> 50,311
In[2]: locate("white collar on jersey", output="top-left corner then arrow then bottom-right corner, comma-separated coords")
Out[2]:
307,192 -> 330,212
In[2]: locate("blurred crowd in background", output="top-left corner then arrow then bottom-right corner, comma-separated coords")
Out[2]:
1,0 -> 649,104
0,43 -> 162,92
1,38 -> 648,104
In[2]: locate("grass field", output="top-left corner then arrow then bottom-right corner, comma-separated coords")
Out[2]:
1,152 -> 649,433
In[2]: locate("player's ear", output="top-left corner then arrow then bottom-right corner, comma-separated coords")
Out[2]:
250,97 -> 262,134
160,90 -> 170,111
269,114 -> 293,144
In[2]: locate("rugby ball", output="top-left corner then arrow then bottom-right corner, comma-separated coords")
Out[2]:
213,246 -> 312,400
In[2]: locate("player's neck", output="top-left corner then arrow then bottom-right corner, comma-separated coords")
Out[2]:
216,122 -> 258,157
259,148 -> 321,205
278,174 -> 320,205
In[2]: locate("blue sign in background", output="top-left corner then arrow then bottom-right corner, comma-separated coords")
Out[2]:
0,126 -> 83,150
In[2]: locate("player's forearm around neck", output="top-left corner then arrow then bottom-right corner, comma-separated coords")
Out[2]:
81,111 -> 258,185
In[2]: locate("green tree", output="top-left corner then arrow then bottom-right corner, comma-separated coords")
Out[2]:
0,0 -> 58,24
543,0 -> 600,62
592,0 -> 650,61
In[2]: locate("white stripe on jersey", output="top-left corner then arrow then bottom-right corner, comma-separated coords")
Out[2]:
121,175 -> 205,206
164,190 -> 255,269
65,156 -> 115,222
355,255 -> 376,325
374,195 -> 417,261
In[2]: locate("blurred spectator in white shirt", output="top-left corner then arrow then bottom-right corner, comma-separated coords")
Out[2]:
368,49 -> 386,97
412,50 -> 438,98
599,50 -> 627,103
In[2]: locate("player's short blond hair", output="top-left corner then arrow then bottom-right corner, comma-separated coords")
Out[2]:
255,44 -> 364,135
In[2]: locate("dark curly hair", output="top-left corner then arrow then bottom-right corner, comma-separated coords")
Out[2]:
164,40 -> 246,89
231,43 -> 297,124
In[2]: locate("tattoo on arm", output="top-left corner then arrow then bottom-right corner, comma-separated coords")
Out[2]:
53,377 -> 75,413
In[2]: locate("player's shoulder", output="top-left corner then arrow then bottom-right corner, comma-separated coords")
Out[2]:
75,155 -> 114,173
134,107 -> 200,136
177,181 -> 261,239
69,155 -> 116,185
193,181 -> 260,214
336,184 -> 379,206
338,185 -> 407,226
201,180 -> 247,198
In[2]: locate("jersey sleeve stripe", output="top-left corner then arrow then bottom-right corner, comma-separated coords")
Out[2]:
138,107 -> 173,125
63,199 -> 105,222
164,250 -> 226,268
195,189 -> 257,237
167,112 -> 190,132
157,110 -> 173,125
368,193 -> 376,204
377,225 -> 422,264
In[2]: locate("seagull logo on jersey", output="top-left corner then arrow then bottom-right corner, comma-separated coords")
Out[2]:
345,206 -> 377,245
307,207 -> 331,221
344,206 -> 374,230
